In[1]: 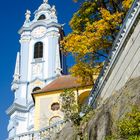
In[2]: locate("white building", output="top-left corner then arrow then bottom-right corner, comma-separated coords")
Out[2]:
6,0 -> 67,138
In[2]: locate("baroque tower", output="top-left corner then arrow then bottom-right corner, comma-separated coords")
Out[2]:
7,0 -> 66,138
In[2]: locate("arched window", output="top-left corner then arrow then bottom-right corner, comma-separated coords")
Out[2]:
38,15 -> 46,20
32,87 -> 41,92
34,42 -> 43,59
51,102 -> 60,111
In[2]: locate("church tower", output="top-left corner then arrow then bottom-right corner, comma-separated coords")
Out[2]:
6,0 -> 66,138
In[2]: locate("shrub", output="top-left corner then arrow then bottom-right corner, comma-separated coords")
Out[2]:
118,107 -> 140,139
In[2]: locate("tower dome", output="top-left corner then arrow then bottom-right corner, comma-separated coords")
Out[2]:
38,2 -> 51,12
31,0 -> 57,23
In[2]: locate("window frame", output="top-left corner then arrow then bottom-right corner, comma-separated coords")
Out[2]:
51,102 -> 60,111
34,42 -> 43,59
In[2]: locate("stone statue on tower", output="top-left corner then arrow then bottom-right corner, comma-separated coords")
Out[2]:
25,10 -> 31,21
43,0 -> 48,3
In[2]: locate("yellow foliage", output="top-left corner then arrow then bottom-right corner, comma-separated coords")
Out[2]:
61,8 -> 122,55
61,0 -> 133,84
123,0 -> 134,11
69,61 -> 102,85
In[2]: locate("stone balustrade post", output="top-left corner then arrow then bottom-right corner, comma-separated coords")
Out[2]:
7,121 -> 66,140
34,132 -> 40,140
14,136 -> 20,140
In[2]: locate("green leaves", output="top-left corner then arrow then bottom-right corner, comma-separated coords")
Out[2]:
105,106 -> 140,140
60,89 -> 95,127
118,107 -> 140,139
60,89 -> 80,124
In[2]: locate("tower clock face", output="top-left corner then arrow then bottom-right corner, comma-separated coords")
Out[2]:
31,26 -> 47,38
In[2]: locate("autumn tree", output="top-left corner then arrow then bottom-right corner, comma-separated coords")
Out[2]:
61,0 -> 133,84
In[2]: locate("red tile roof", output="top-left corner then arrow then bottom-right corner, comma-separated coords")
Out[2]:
34,75 -> 91,94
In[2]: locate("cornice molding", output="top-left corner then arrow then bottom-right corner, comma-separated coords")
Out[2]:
6,103 -> 27,115
6,102 -> 35,115
18,21 -> 62,34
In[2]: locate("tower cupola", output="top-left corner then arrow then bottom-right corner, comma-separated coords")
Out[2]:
23,0 -> 58,28
38,0 -> 51,12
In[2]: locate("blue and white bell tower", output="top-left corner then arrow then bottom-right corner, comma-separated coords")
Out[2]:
7,0 -> 66,138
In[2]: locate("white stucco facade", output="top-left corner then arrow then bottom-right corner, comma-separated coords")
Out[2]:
6,0 -> 66,138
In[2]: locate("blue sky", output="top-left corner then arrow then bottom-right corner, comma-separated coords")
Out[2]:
0,0 -> 78,139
